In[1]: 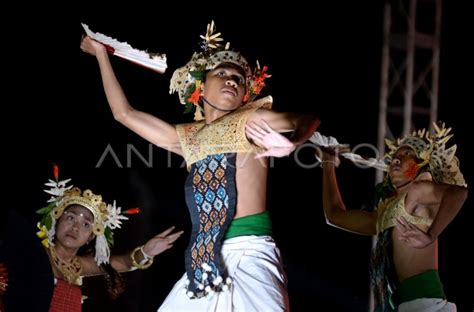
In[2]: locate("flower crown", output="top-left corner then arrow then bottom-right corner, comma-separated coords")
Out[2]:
36,166 -> 139,265
384,122 -> 466,187
169,20 -> 271,121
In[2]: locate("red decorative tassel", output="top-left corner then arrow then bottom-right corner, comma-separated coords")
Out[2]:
123,208 -> 141,215
53,164 -> 59,181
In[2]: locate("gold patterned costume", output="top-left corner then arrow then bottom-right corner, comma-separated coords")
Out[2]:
176,96 -> 272,168
376,192 -> 433,235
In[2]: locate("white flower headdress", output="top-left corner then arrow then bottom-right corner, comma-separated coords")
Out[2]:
37,166 -> 138,265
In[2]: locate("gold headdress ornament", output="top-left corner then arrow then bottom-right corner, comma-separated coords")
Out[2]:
36,165 -> 139,265
384,122 -> 466,187
169,20 -> 271,121
53,188 -> 109,236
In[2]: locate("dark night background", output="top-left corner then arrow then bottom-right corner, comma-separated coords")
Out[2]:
2,1 -> 472,311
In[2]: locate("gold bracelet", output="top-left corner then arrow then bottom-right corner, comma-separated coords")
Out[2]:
130,246 -> 154,270
140,246 -> 152,260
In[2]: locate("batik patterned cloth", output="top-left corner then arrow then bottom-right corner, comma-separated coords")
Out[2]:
184,153 -> 237,297
370,229 -> 397,312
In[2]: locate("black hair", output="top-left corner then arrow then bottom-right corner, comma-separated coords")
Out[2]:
373,176 -> 395,208
101,263 -> 125,300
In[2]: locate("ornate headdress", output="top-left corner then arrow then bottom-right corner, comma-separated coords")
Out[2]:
384,122 -> 466,187
169,20 -> 270,121
36,166 -> 136,265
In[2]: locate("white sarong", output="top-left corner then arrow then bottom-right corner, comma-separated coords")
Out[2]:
158,235 -> 289,312
398,298 -> 456,312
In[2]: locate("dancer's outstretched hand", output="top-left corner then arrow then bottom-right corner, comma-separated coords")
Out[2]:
142,226 -> 184,256
245,120 -> 295,158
